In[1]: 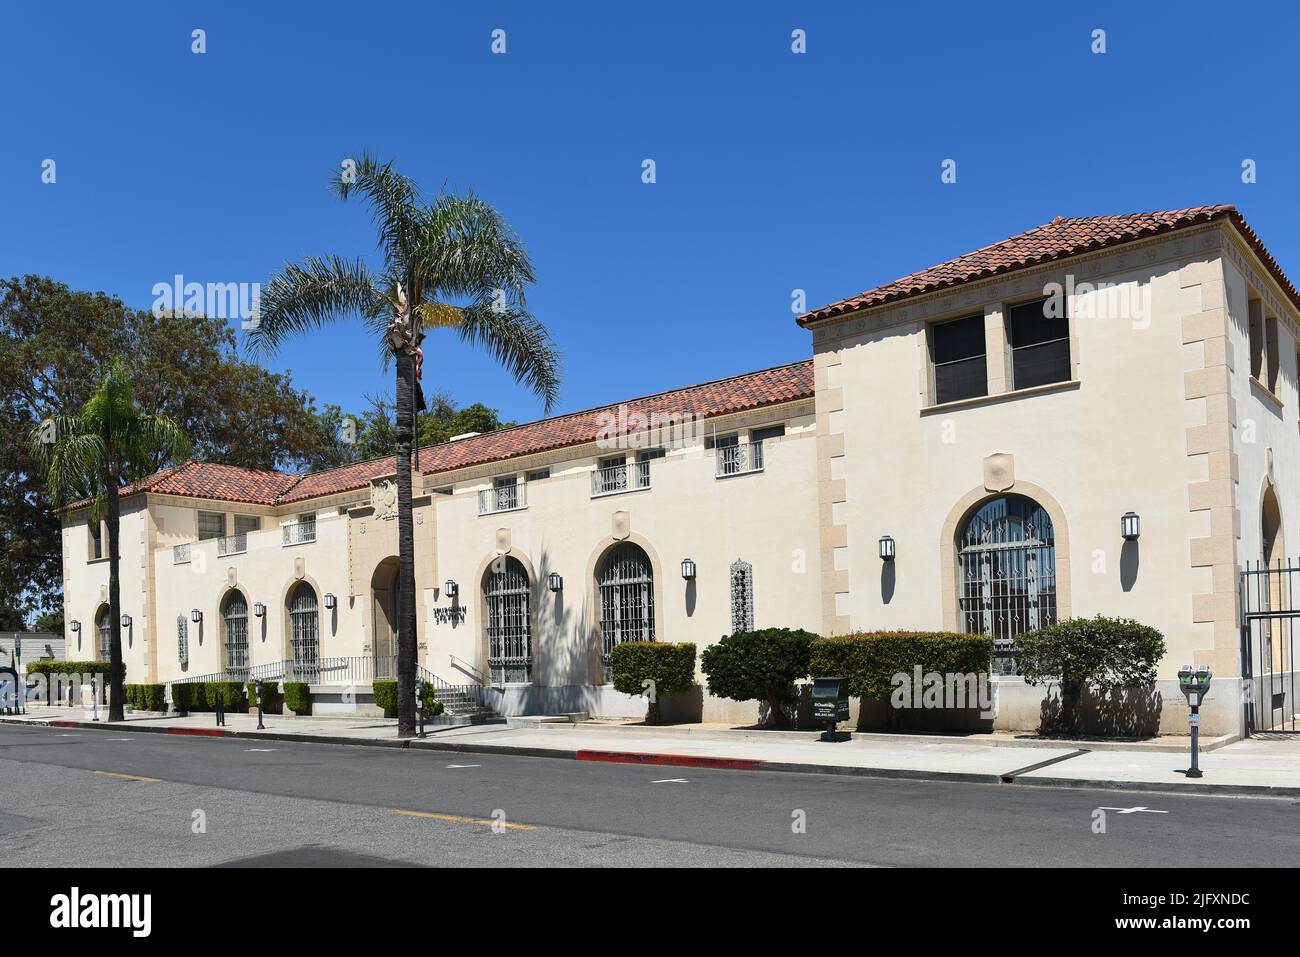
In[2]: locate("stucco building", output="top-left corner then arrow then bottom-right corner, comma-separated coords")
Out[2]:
58,206 -> 1300,736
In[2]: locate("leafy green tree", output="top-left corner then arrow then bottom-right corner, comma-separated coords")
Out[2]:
31,361 -> 190,721
0,605 -> 26,631
1,275 -> 322,622
250,155 -> 560,737
1017,615 -> 1166,736
33,610 -> 63,633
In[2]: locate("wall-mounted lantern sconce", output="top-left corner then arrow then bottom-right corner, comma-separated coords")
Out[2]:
324,593 -> 337,610
70,620 -> 81,632
191,609 -> 202,624
879,535 -> 896,561
680,558 -> 697,580
120,614 -> 132,628
253,602 -> 266,618
1121,511 -> 1141,542
444,580 -> 458,599
548,572 -> 563,593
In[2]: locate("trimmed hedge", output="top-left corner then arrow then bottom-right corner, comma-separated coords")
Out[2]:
283,682 -> 311,715
25,660 -> 114,704
809,631 -> 994,701
125,684 -> 166,712
610,641 -> 697,724
247,681 -> 281,714
373,680 -> 444,717
198,681 -> 247,713
171,683 -> 195,712
700,628 -> 816,727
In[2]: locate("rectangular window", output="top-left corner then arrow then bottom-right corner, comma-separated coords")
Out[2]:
197,511 -> 225,540
1007,297 -> 1071,390
1265,313 -> 1281,395
234,515 -> 260,536
1249,297 -> 1266,381
525,468 -> 550,482
705,433 -> 738,451
751,424 -> 785,443
931,314 -> 987,405
89,522 -> 103,560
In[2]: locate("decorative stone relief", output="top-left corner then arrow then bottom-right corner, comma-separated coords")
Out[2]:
496,527 -> 511,553
294,556 -> 305,579
227,567 -> 237,586
612,510 -> 630,541
371,479 -> 397,521
983,453 -> 1015,492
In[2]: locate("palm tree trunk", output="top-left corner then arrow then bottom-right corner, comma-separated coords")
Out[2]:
105,476 -> 125,721
394,352 -> 418,738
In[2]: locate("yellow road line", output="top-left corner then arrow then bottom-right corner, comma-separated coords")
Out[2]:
93,770 -> 161,783
391,809 -> 535,830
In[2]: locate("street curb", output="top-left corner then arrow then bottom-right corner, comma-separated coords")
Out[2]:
3,715 -> 1291,797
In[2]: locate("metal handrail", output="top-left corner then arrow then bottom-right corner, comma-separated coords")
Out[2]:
716,441 -> 764,477
591,461 -> 650,496
216,533 -> 248,557
478,481 -> 527,514
282,521 -> 316,545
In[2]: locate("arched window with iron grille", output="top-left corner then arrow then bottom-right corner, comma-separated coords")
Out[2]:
597,542 -> 654,680
957,494 -> 1056,674
484,556 -> 531,685
289,583 -> 320,681
730,559 -> 754,633
223,592 -> 249,673
95,607 -> 112,661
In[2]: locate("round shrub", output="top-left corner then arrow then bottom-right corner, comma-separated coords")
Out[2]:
283,682 -> 311,715
700,628 -> 816,727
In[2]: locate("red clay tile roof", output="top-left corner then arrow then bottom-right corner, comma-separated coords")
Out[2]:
71,359 -> 814,510
797,205 -> 1300,325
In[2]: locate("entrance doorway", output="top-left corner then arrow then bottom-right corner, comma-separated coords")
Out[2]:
371,558 -> 401,679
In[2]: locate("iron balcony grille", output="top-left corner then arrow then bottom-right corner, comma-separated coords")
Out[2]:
216,533 -> 248,557
591,461 -> 651,497
172,543 -> 191,564
282,520 -> 317,545
478,481 -> 527,515
485,556 -> 532,684
716,441 -> 764,477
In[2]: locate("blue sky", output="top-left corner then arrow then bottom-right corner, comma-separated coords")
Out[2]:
4,0 -> 1297,426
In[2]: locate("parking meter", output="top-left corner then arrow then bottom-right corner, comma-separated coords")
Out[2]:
252,680 -> 265,730
415,676 -> 425,737
1177,664 -> 1212,778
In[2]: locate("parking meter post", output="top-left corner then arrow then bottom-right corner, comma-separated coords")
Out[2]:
254,681 -> 265,730
1177,665 -> 1211,779
91,676 -> 99,722
415,677 -> 425,738
215,689 -> 224,727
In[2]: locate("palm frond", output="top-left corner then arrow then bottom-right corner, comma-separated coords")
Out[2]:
248,256 -> 381,358
415,193 -> 536,308
454,302 -> 562,412
331,153 -> 425,269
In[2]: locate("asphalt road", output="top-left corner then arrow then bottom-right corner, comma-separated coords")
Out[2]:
2,724 -> 1296,867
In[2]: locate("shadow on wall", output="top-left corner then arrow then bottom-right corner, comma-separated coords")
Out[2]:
657,684 -> 704,723
1038,684 -> 1163,738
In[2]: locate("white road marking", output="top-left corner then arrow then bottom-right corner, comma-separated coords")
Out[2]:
244,748 -> 277,752
1097,806 -> 1168,814
652,778 -> 689,784
446,764 -> 481,768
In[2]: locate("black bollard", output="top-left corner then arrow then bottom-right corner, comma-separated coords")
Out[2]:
215,689 -> 225,727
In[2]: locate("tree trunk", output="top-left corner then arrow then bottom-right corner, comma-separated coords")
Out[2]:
105,476 -> 125,721
394,352 -> 418,738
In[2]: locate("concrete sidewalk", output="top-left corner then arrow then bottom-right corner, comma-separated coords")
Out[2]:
4,705 -> 1297,797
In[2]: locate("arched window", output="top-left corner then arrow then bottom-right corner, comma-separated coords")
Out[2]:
95,607 -> 112,661
957,495 -> 1056,671
730,559 -> 754,633
289,583 -> 320,681
484,557 -> 531,685
597,542 -> 654,679
177,615 -> 189,670
222,592 -> 249,673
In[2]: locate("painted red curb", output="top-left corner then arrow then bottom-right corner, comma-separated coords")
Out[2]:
165,727 -> 226,737
49,720 -> 80,728
576,749 -> 763,771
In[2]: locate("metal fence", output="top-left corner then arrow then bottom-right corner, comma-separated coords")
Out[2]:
1241,559 -> 1300,733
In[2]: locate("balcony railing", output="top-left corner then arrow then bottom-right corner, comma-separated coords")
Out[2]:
282,521 -> 316,546
216,533 -> 247,557
591,460 -> 651,497
478,482 -> 527,515
172,543 -> 191,564
716,441 -> 764,477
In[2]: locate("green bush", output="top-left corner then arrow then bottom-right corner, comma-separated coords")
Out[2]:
610,641 -> 697,724
809,631 -> 994,702
191,682 -> 209,711
171,683 -> 195,712
372,680 -> 442,717
283,682 -> 311,715
204,681 -> 247,713
1016,616 -> 1165,735
700,628 -> 816,727
124,684 -> 165,710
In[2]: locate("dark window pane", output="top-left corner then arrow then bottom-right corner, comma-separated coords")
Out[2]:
936,356 -> 988,404
1012,339 -> 1071,389
932,314 -> 985,364
1007,298 -> 1069,349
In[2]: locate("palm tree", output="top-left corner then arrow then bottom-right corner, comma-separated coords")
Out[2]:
31,360 -> 190,721
250,155 -> 561,737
